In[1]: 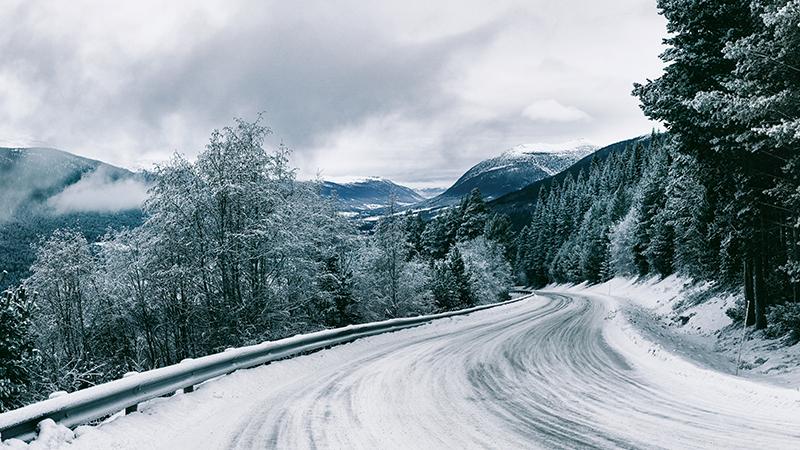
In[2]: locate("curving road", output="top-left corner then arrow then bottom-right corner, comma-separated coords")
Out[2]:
71,293 -> 800,450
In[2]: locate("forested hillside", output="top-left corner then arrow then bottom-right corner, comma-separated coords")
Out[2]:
0,148 -> 148,289
515,0 -> 799,336
0,211 -> 143,290
489,136 -> 651,226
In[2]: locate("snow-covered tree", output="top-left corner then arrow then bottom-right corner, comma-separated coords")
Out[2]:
314,252 -> 359,328
26,229 -> 96,365
432,246 -> 475,311
457,189 -> 488,241
354,212 -> 433,319
608,209 -> 639,276
458,237 -> 512,302
0,285 -> 36,412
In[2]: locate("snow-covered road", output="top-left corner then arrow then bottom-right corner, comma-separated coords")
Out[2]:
61,292 -> 800,449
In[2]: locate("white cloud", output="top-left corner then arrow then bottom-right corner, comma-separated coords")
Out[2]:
47,168 -> 149,214
522,99 -> 590,122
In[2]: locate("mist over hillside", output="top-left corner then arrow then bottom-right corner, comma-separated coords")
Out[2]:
0,147 -> 148,289
0,147 -> 148,219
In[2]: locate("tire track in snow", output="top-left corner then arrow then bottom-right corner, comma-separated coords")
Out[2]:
224,293 -> 800,449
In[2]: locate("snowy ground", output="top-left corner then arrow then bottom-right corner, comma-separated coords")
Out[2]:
556,276 -> 800,387
5,288 -> 800,449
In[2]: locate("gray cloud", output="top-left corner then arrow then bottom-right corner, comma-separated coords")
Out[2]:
522,99 -> 590,123
0,0 -> 666,189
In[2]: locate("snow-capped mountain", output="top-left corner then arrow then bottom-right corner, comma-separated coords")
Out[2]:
423,139 -> 597,208
320,177 -> 425,211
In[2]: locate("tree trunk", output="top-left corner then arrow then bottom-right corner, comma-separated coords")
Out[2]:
753,252 -> 768,330
744,258 -> 755,326
793,225 -> 798,302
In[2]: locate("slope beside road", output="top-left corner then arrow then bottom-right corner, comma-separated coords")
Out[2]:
14,292 -> 800,450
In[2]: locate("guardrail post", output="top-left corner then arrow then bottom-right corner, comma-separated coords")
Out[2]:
122,372 -> 139,415
180,358 -> 195,393
222,350 -> 236,375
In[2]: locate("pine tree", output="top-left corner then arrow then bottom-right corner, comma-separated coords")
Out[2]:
632,145 -> 671,276
316,254 -> 358,328
633,0 -> 781,327
723,0 -> 800,311
514,225 -> 534,285
609,208 -> 640,276
421,215 -> 451,260
577,201 -> 613,283
405,213 -> 427,259
432,262 -> 459,311
664,152 -> 716,279
646,209 -> 675,276
432,246 -> 475,311
447,246 -> 475,308
457,188 -> 488,242
484,213 -> 514,261
0,285 -> 36,412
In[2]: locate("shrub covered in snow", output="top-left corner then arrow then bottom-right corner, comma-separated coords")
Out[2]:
765,303 -> 800,345
725,301 -> 746,323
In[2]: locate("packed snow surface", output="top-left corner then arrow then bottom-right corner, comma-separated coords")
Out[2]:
9,291 -> 800,449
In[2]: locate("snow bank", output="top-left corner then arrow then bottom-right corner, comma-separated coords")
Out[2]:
549,276 -> 800,386
1,420 -> 73,450
557,275 -> 736,334
599,293 -> 800,413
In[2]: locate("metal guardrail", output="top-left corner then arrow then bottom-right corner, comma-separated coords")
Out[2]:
0,291 -> 533,442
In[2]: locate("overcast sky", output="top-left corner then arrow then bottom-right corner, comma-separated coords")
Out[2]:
0,0 -> 666,188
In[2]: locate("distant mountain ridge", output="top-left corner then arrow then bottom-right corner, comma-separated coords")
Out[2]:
419,139 -> 597,209
320,177 -> 425,212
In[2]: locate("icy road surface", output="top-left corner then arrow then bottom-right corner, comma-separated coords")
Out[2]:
65,292 -> 800,449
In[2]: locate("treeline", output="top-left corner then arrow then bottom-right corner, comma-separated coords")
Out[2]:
515,135 -> 749,286
0,211 -> 144,292
516,137 -> 652,285
515,130 -> 800,338
635,0 -> 799,330
0,118 -> 513,412
518,0 -> 800,335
